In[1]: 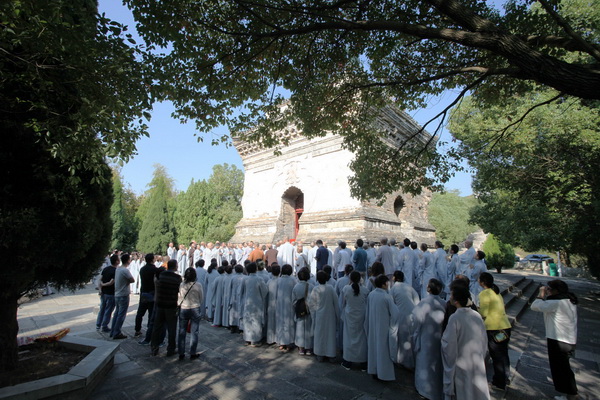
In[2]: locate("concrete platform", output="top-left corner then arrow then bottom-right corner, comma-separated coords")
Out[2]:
14,271 -> 600,399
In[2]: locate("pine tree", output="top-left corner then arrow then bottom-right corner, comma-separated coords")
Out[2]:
110,171 -> 127,251
137,165 -> 175,254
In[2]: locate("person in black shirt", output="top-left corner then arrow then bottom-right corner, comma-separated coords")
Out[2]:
151,259 -> 182,356
134,253 -> 159,337
96,254 -> 118,332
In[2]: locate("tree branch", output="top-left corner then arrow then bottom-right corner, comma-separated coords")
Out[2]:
488,92 -> 564,151
536,0 -> 600,62
521,34 -> 600,54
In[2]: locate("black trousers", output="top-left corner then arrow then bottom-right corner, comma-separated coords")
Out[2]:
487,328 -> 511,388
547,338 -> 578,395
135,293 -> 154,332
151,307 -> 178,354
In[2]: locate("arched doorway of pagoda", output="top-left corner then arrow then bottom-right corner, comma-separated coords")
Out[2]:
279,186 -> 304,241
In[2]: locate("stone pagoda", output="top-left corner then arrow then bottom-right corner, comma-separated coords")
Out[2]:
229,105 -> 436,245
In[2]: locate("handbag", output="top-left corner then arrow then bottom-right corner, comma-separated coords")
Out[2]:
176,281 -> 196,317
294,282 -> 310,318
492,329 -> 509,343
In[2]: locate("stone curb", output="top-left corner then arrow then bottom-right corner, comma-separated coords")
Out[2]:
0,336 -> 119,400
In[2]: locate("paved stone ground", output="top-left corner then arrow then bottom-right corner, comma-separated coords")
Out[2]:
16,271 -> 600,400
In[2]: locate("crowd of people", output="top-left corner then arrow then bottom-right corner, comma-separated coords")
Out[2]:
95,236 -> 579,400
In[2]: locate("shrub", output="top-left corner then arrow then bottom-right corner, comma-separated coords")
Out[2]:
482,234 -> 515,273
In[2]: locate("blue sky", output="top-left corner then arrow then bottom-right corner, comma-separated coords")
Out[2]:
99,1 -> 473,196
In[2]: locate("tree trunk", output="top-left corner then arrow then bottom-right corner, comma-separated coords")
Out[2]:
585,250 -> 600,279
0,295 -> 20,371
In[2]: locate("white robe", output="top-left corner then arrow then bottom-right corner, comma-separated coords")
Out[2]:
308,283 -> 339,358
221,273 -> 233,327
241,273 -> 268,343
277,241 -> 296,266
205,269 -> 219,319
390,281 -> 420,368
420,251 -> 437,299
195,266 -> 208,318
441,308 -> 490,400
447,254 -> 459,284
167,246 -> 176,262
467,259 -> 487,297
266,276 -> 278,344
458,246 -> 476,276
292,281 -> 314,349
433,248 -> 449,294
229,272 -> 246,327
400,248 -> 419,287
365,288 -> 399,381
211,273 -> 226,326
275,275 -> 297,345
412,294 -> 446,400
341,284 -> 368,363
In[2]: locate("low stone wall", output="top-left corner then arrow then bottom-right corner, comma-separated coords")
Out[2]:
0,336 -> 119,400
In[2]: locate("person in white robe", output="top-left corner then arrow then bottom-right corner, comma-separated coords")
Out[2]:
390,270 -> 420,369
277,237 -> 296,266
335,264 -> 353,297
193,246 -> 201,266
221,265 -> 234,328
295,245 -> 309,275
400,239 -> 418,287
335,264 -> 353,352
365,275 -> 399,381
433,241 -> 448,298
256,260 -> 270,283
389,239 -> 402,272
458,240 -> 476,276
234,244 -> 243,263
177,245 -> 187,275
326,244 -> 334,267
420,244 -> 436,299
410,242 -> 424,295
229,264 -> 246,332
308,271 -> 340,361
442,286 -> 490,400
241,243 -> 252,264
334,242 -> 353,279
195,259 -> 208,319
241,262 -> 268,346
397,238 -> 411,272
411,278 -> 446,400
447,244 -> 460,285
375,238 -> 395,278
292,268 -> 314,355
211,267 -> 226,326
167,242 -> 177,263
276,265 -> 297,350
366,242 -> 377,270
340,271 -> 368,370
266,265 -> 280,345
205,261 -> 219,321
323,265 -> 336,287
308,243 -> 319,275
366,262 -> 385,293
129,254 -> 140,294
467,251 -> 488,297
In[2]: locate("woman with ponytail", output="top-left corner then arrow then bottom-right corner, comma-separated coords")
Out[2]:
531,279 -> 578,400
340,271 -> 368,370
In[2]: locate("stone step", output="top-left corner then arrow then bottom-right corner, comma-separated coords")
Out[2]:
505,278 -> 539,327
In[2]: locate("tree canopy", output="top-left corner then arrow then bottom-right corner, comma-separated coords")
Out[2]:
137,164 -> 177,253
0,0 -> 152,370
449,90 -> 600,276
173,164 -> 244,244
125,0 -> 600,201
